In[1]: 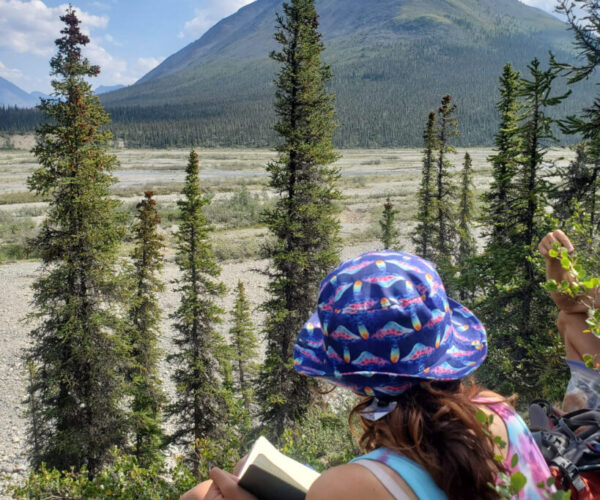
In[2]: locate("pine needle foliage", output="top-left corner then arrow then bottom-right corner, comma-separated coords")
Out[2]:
379,195 -> 399,250
167,149 -> 227,475
553,143 -> 600,227
25,7 -> 129,475
475,59 -> 570,400
229,280 -> 259,411
514,59 -> 570,318
432,95 -> 459,263
259,0 -> 341,439
128,191 -> 166,468
484,63 -> 522,247
457,153 -> 476,268
413,110 -> 437,259
552,1 -> 600,232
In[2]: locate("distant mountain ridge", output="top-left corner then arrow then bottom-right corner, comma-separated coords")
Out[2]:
97,1 -> 600,146
95,84 -> 126,95
0,77 -> 47,108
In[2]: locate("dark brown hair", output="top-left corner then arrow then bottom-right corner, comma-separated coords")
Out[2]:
350,380 -> 507,500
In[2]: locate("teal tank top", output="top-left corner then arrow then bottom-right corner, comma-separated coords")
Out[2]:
350,448 -> 447,499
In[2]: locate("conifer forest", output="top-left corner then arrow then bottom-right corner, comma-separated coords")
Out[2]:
3,0 -> 600,498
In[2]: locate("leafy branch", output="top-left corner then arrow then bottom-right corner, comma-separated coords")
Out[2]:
476,410 -> 569,499
544,242 -> 600,346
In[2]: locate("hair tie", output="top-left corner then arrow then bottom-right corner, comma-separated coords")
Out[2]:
360,398 -> 398,421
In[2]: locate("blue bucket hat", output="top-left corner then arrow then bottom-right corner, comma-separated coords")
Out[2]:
293,251 -> 487,400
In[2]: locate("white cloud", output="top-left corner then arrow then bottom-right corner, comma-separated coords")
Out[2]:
0,0 -> 108,57
137,56 -> 165,74
0,1 -> 134,87
0,61 -> 23,82
519,0 -> 559,14
179,0 -> 254,39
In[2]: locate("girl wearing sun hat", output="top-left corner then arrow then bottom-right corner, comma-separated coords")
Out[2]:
183,251 -> 554,500
291,251 -> 554,500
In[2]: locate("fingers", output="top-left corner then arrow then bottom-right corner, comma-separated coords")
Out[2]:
180,481 -> 215,500
554,230 -> 574,253
209,468 -> 257,500
232,454 -> 248,476
539,229 -> 574,257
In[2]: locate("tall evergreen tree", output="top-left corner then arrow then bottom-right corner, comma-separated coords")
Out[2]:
229,281 -> 259,411
128,190 -> 166,468
457,153 -> 476,270
25,8 -> 129,474
432,95 -> 459,262
515,59 -> 570,335
553,1 -> 600,232
168,149 -> 227,475
475,59 -> 570,399
258,0 -> 341,438
379,195 -> 399,250
413,111 -> 437,259
484,63 -> 522,247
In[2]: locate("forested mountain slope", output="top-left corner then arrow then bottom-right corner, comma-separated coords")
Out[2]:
10,0 -> 597,147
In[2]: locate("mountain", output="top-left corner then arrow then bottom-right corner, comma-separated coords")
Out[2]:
94,1 -> 600,146
0,77 -> 41,108
95,84 -> 126,95
29,91 -> 50,101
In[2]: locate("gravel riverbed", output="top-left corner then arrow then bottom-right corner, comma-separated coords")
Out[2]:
0,244 -> 375,498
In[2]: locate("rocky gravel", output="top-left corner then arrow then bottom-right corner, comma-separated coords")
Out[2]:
0,258 -> 271,498
0,243 -> 376,498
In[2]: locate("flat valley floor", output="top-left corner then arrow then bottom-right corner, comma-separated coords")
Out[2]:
0,147 -> 574,497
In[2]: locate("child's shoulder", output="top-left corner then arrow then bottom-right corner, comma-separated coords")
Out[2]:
307,462 -> 414,500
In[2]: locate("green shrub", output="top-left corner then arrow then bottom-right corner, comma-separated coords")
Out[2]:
281,404 -> 359,472
0,212 -> 39,262
204,186 -> 270,229
7,450 -> 197,500
213,232 -> 266,262
0,192 -> 46,205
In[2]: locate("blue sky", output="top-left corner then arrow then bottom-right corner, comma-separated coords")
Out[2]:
0,0 -> 560,93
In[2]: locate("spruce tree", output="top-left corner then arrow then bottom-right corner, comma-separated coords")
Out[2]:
484,63 -> 522,247
379,195 -> 399,250
259,0 -> 341,438
457,153 -> 476,269
556,1 -> 600,85
168,149 -> 227,475
475,59 -> 570,399
432,95 -> 459,262
515,59 -> 570,334
553,1 -> 600,232
229,281 -> 259,411
25,7 -> 129,474
128,190 -> 166,468
413,111 -> 437,259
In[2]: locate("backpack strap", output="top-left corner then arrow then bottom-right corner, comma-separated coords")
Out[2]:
552,456 -> 587,492
534,409 -> 600,493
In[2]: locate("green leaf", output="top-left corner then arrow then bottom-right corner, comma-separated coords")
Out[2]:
510,453 -> 519,468
549,249 -> 558,258
509,472 -> 527,494
475,409 -> 488,424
